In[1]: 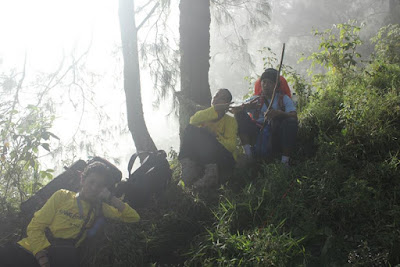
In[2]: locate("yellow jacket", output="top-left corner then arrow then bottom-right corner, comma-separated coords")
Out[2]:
190,107 -> 243,161
18,189 -> 140,255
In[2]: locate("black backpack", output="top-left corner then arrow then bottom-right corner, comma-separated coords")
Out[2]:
115,150 -> 172,209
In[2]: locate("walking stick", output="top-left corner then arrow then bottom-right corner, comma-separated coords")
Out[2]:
263,43 -> 286,126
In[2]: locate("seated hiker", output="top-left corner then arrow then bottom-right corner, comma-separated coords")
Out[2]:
233,68 -> 298,165
179,88 -> 243,188
0,161 -> 140,267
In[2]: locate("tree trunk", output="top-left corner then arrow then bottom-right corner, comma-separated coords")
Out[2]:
389,0 -> 400,24
119,0 -> 157,153
179,0 -> 212,138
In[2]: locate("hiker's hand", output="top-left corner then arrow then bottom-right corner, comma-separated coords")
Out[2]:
243,97 -> 259,109
243,102 -> 257,109
239,97 -> 259,110
229,105 -> 244,114
100,188 -> 125,211
35,250 -> 50,267
265,109 -> 283,120
99,188 -> 111,202
213,102 -> 231,113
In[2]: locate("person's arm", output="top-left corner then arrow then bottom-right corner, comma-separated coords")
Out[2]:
26,190 -> 64,265
234,96 -> 261,122
99,189 -> 140,223
218,118 -> 240,158
266,109 -> 297,120
189,107 -> 219,126
265,95 -> 297,121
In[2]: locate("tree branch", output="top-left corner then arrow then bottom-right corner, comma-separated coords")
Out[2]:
137,2 -> 160,32
6,53 -> 27,136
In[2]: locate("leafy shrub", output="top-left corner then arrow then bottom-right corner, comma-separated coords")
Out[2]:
0,74 -> 58,217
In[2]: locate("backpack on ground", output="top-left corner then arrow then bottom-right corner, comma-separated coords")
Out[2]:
114,150 -> 172,209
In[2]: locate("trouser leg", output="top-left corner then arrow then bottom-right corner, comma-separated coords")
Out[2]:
179,124 -> 235,172
234,110 -> 259,146
0,243 -> 39,267
48,244 -> 79,267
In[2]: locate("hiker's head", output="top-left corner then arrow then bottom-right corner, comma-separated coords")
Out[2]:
212,88 -> 232,106
80,162 -> 112,202
261,68 -> 279,97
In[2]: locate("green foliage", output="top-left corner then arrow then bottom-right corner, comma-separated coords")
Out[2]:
307,22 -> 362,75
0,77 -> 57,214
371,24 -> 400,64
188,223 -> 304,267
283,66 -> 312,113
291,22 -> 400,265
259,46 -> 279,70
300,22 -> 400,166
242,75 -> 257,100
186,165 -> 306,266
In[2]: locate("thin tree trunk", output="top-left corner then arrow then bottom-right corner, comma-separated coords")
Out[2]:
179,0 -> 212,138
389,0 -> 400,24
119,0 -> 157,153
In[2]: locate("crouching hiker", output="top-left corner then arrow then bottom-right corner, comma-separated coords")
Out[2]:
179,88 -> 243,188
0,162 -> 140,267
233,68 -> 298,166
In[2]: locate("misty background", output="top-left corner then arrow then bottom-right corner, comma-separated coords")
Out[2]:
0,0 -> 395,177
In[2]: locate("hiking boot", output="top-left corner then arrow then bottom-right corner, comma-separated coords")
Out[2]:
180,158 -> 202,187
193,164 -> 218,189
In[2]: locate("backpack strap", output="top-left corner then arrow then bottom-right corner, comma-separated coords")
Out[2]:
128,151 -> 151,174
73,206 -> 93,245
86,201 -> 105,238
127,152 -> 153,176
253,96 -> 264,120
128,150 -> 169,175
127,153 -> 140,176
278,94 -> 285,112
73,195 -> 94,245
128,151 -> 165,176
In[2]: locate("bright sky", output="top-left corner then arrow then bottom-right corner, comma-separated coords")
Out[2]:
0,0 -> 179,174
0,0 -> 120,70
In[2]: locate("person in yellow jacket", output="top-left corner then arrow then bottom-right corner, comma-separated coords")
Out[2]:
0,161 -> 140,267
179,88 -> 243,188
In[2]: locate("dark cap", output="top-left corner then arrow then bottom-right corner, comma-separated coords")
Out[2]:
261,68 -> 279,82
